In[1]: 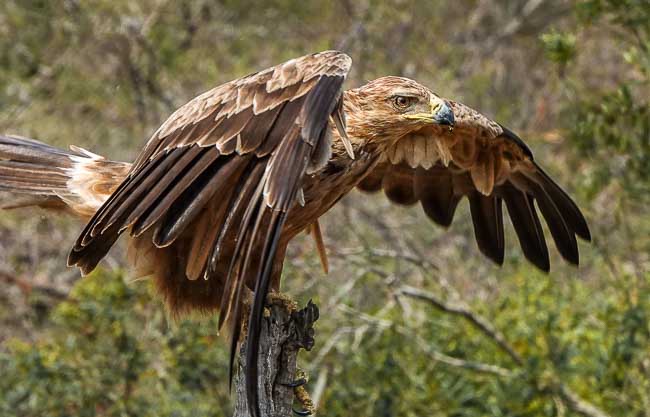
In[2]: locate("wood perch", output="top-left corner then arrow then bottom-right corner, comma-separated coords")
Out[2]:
233,300 -> 319,417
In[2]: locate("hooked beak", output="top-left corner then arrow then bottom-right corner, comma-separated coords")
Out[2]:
404,97 -> 455,127
432,100 -> 454,126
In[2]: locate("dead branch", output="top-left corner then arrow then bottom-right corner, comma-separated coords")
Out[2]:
416,337 -> 514,378
557,385 -> 611,417
232,301 -> 319,417
398,285 -> 524,365
0,269 -> 68,300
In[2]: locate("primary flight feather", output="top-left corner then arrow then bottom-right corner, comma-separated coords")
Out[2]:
0,51 -> 590,417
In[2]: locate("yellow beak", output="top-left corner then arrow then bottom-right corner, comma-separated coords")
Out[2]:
404,97 -> 455,126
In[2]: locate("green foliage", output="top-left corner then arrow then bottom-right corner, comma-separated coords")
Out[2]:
540,31 -> 577,66
564,0 -> 650,199
569,85 -> 650,197
0,270 -> 231,417
2,268 -> 648,417
312,267 -> 650,417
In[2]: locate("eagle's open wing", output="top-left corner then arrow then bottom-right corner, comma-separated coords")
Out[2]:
358,100 -> 591,271
67,50 -> 352,417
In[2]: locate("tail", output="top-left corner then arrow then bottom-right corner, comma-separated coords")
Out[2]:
0,135 -> 130,218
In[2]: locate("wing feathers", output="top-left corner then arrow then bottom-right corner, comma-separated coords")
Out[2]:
382,163 -> 418,205
253,80 -> 301,114
357,163 -> 387,193
301,75 -> 345,145
263,126 -> 308,210
245,209 -> 287,417
256,100 -> 302,157
152,154 -> 251,248
414,167 -> 462,227
237,105 -> 284,153
510,173 -> 579,265
66,51 -> 351,417
185,199 -> 223,281
215,162 -> 267,329
70,50 -> 351,281
130,147 -> 221,238
362,108 -> 589,271
470,148 -> 496,195
121,146 -> 208,236
528,163 -> 591,241
88,150 -> 185,239
207,108 -> 255,149
469,193 -> 505,265
501,184 -> 550,271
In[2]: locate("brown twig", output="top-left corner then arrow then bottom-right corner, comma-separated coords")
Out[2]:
337,304 -> 514,378
557,385 -> 611,417
0,269 -> 68,300
398,285 -> 524,366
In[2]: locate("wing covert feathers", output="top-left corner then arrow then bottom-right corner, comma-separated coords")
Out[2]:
67,51 -> 351,417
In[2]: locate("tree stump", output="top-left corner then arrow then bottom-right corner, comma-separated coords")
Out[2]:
233,300 -> 319,417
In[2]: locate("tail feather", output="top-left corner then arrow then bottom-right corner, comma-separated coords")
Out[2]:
0,134 -> 130,218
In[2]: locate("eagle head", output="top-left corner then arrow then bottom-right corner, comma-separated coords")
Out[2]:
343,76 -> 454,145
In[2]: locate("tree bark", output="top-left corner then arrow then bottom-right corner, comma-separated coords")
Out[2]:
233,300 -> 319,417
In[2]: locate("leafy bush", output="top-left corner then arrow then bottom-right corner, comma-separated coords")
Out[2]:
1,270 -> 232,417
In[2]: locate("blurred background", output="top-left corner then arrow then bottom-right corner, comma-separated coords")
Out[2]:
0,1 -> 648,416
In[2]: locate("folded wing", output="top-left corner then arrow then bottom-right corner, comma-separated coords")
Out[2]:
358,101 -> 590,271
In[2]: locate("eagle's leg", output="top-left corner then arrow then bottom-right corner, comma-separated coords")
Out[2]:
280,372 -> 307,388
280,368 -> 315,416
293,390 -> 315,416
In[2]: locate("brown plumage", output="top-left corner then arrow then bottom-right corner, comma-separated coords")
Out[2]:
0,51 -> 590,417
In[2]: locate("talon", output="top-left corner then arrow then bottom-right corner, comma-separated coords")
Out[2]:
293,380 -> 315,415
292,407 -> 313,416
284,368 -> 315,415
280,377 -> 308,388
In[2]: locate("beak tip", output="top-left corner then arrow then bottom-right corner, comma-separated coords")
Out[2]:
435,102 -> 455,127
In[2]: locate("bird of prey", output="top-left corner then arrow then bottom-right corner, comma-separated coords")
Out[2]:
0,51 -> 590,417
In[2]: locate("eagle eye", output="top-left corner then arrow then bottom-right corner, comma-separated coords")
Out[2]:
392,95 -> 414,110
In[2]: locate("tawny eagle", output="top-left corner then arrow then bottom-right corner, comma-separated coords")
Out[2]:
0,51 -> 590,416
